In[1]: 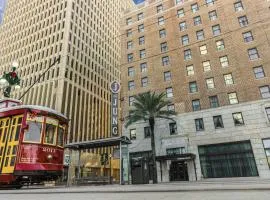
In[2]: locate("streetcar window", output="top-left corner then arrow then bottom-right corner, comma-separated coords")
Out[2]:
57,126 -> 64,147
23,121 -> 42,143
44,124 -> 57,145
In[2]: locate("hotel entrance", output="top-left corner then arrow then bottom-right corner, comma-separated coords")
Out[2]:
169,161 -> 189,181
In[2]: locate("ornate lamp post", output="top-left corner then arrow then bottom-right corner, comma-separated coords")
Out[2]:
0,61 -> 21,98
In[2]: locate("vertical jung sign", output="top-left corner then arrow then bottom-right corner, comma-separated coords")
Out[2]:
111,81 -> 120,137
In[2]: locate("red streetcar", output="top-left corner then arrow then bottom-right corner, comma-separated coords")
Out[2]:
0,99 -> 68,188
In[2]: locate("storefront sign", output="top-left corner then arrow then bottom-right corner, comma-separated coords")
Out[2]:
110,81 -> 120,136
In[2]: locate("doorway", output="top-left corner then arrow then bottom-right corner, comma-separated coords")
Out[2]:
169,161 -> 189,181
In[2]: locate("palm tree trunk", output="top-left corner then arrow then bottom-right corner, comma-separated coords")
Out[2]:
149,117 -> 158,184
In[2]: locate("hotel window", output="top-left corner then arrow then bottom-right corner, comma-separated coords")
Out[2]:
194,16 -> 202,26
184,49 -> 192,60
158,16 -> 165,25
162,56 -> 170,66
238,16 -> 248,27
206,78 -> 215,89
228,92 -> 239,104
181,35 -> 189,45
209,95 -> 219,108
129,96 -> 135,106
200,45 -> 208,55
140,49 -> 146,59
130,129 -> 136,140
243,31 -> 254,43
233,112 -> 244,126
189,81 -> 198,93
127,53 -> 133,63
127,29 -> 132,37
234,1 -> 244,12
213,115 -> 224,129
169,122 -> 177,135
195,118 -> 204,131
209,10 -> 217,21
128,81 -> 135,90
140,62 -> 147,73
212,24 -> 221,36
253,66 -> 265,79
203,61 -> 211,72
166,87 -> 173,98
192,99 -> 201,111
159,29 -> 166,38
128,67 -> 135,77
157,4 -> 163,13
224,73 -> 234,85
126,18 -> 132,25
138,24 -> 144,33
186,65 -> 194,76
139,36 -> 145,45
176,0 -> 184,5
196,30 -> 205,40
248,48 -> 259,60
167,147 -> 186,155
127,41 -> 133,49
164,71 -> 172,81
141,77 -> 148,87
260,86 -> 270,98
220,56 -> 229,67
167,104 -> 175,111
265,108 -> 270,121
160,42 -> 168,52
191,3 -> 199,13
137,12 -> 144,21
206,0 -> 215,6
144,127 -> 151,138
177,8 -> 185,18
179,21 -> 187,31
262,138 -> 270,168
216,40 -> 225,51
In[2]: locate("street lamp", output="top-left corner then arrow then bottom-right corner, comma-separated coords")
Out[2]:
0,61 -> 21,98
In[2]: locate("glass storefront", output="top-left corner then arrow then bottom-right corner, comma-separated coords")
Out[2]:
199,141 -> 258,178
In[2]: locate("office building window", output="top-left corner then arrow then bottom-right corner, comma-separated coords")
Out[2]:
220,56 -> 229,67
144,127 -> 151,138
184,49 -> 192,60
224,73 -> 234,85
166,87 -> 173,98
162,56 -> 170,66
248,48 -> 259,60
128,67 -> 135,77
139,36 -> 145,45
181,35 -> 189,45
177,8 -> 185,17
194,16 -> 202,26
164,71 -> 172,81
167,147 -> 186,155
206,78 -> 215,89
265,108 -> 270,121
138,24 -> 144,32
169,122 -> 177,135
127,29 -> 132,37
200,45 -> 208,55
130,129 -> 136,140
158,16 -> 165,25
137,12 -> 144,20
212,24 -> 221,36
209,10 -> 217,21
238,16 -> 248,27
176,0 -> 184,5
157,4 -> 163,13
216,39 -> 225,51
191,3 -> 199,13
234,1 -> 244,12
195,118 -> 204,131
141,77 -> 148,87
262,138 -> 270,168
159,29 -> 166,38
260,86 -> 270,99
160,42 -> 168,52
213,115 -> 224,129
254,66 -> 265,79
196,30 -> 205,40
128,81 -> 135,90
140,62 -> 147,73
233,112 -> 244,126
179,21 -> 187,31
127,53 -> 133,62
206,0 -> 215,6
203,61 -> 211,72
126,18 -> 132,25
243,31 -> 253,42
167,104 -> 175,111
186,65 -> 194,76
140,49 -> 146,59
209,95 -> 219,108
189,81 -> 198,93
192,99 -> 201,111
228,92 -> 239,104
127,41 -> 133,49
129,96 -> 135,106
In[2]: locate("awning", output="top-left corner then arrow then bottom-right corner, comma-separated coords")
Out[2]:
156,153 -> 196,161
65,136 -> 131,150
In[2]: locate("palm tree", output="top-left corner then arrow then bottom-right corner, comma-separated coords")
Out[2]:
125,91 -> 177,184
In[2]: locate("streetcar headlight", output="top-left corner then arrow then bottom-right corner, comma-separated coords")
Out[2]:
47,154 -> 53,160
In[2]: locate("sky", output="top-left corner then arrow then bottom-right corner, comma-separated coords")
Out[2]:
0,0 -> 7,24
133,0 -> 145,4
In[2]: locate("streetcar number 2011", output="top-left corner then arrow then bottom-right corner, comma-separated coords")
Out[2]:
42,147 -> 56,153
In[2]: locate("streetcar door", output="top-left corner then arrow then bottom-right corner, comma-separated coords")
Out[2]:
1,116 -> 23,174
0,118 -> 11,172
